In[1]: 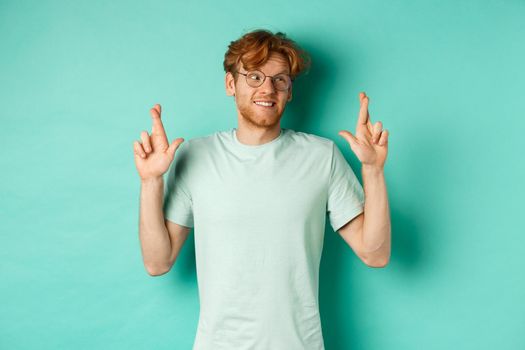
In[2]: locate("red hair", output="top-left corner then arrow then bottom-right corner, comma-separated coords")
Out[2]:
223,29 -> 311,81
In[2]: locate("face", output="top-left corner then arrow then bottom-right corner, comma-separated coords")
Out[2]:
225,52 -> 293,129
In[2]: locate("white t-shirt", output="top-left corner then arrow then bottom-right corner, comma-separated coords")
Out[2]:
163,127 -> 365,350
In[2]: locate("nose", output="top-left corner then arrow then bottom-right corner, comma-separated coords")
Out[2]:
259,76 -> 276,93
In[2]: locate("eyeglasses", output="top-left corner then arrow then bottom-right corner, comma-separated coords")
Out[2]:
235,70 -> 293,91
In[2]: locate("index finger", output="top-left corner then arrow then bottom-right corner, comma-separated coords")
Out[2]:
358,92 -> 374,132
150,104 -> 167,137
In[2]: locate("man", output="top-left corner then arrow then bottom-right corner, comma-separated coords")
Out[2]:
134,29 -> 391,350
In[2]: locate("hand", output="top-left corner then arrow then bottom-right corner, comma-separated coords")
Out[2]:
133,104 -> 185,181
338,92 -> 389,170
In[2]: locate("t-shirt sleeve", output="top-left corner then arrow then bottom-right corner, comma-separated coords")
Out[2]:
163,142 -> 194,228
326,142 -> 365,232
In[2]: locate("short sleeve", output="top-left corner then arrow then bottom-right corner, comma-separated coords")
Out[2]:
163,142 -> 194,228
326,142 -> 365,232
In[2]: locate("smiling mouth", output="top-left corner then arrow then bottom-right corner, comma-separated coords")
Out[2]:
253,101 -> 276,108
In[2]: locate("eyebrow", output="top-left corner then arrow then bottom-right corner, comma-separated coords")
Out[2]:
270,70 -> 290,76
244,69 -> 290,76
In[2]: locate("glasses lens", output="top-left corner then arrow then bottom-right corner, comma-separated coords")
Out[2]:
245,71 -> 264,87
273,74 -> 291,91
244,71 -> 291,91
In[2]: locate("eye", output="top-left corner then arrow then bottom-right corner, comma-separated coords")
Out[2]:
274,75 -> 288,82
248,73 -> 262,81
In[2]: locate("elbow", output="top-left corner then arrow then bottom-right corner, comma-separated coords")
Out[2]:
145,263 -> 171,276
366,259 -> 389,268
361,238 -> 391,268
363,254 -> 390,268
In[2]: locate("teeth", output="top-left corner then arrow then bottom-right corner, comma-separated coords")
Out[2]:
254,101 -> 274,107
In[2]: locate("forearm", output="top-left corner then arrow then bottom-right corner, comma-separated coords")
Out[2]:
139,177 -> 171,273
361,165 -> 391,265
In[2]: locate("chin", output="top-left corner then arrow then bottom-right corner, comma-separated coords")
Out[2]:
239,106 -> 284,128
244,113 -> 282,128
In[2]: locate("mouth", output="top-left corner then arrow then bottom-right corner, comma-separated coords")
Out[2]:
253,100 -> 276,108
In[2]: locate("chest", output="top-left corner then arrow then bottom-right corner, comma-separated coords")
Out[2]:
190,155 -> 329,227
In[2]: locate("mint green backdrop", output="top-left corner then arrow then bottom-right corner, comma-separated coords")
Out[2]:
1,1 -> 523,349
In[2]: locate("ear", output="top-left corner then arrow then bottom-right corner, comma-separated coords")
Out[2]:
225,72 -> 236,96
287,86 -> 293,102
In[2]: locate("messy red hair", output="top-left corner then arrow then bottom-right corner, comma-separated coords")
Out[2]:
223,29 -> 311,82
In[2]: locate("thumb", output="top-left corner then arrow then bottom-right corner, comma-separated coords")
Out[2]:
338,130 -> 358,148
167,138 -> 185,159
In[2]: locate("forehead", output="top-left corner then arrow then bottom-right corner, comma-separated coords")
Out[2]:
241,52 -> 290,74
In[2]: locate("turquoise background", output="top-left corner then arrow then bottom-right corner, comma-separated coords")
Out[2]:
1,0 -> 524,349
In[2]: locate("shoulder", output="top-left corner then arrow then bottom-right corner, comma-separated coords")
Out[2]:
175,130 -> 231,163
284,129 -> 335,153
179,130 -> 228,150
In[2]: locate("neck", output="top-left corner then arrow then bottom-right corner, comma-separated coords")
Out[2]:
235,119 -> 282,146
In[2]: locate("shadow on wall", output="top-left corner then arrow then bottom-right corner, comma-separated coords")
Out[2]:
320,205 -> 424,350
290,38 -> 426,349
284,40 -> 331,132
168,233 -> 197,286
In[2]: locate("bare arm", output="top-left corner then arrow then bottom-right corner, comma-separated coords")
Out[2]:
133,104 -> 187,276
360,165 -> 391,266
139,177 -> 190,276
338,166 -> 391,268
338,92 -> 391,268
